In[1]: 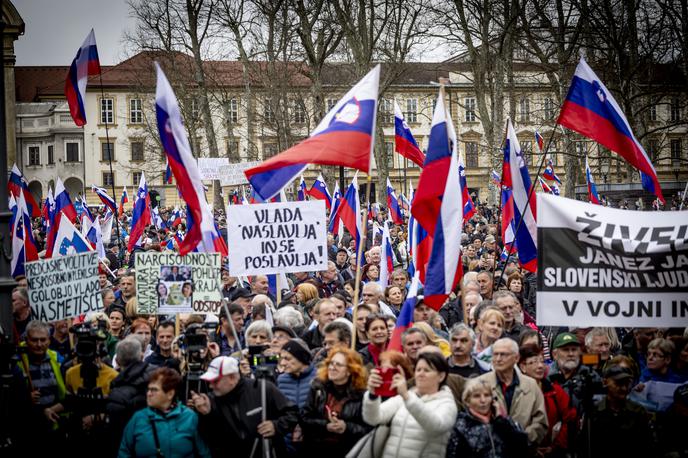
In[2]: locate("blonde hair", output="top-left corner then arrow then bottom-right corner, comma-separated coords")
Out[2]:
125,296 -> 139,320
479,307 -> 505,328
297,283 -> 319,302
413,321 -> 451,356
462,377 -> 493,404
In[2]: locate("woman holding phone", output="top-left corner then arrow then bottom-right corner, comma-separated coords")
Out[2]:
301,346 -> 371,457
363,352 -> 457,457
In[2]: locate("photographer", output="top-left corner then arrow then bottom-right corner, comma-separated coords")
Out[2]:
178,323 -> 218,400
189,356 -> 298,457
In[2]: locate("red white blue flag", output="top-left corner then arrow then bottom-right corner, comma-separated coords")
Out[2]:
119,186 -> 129,216
328,184 -> 343,236
64,29 -> 101,126
91,185 -> 117,214
8,164 -> 40,217
534,131 -> 544,152
411,89 -> 463,310
308,174 -> 332,209
386,178 -> 404,225
245,66 -> 380,201
128,173 -> 151,251
538,176 -> 553,194
156,63 -> 224,255
297,176 -> 308,201
11,191 -> 38,278
502,119 -> 537,272
45,177 -> 78,258
585,155 -> 601,205
542,158 -> 561,184
338,175 -> 361,251
558,57 -> 664,203
394,101 -> 425,167
459,154 -> 476,222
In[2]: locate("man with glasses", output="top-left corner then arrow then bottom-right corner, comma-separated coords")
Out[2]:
478,338 -> 548,446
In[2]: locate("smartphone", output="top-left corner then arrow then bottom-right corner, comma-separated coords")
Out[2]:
374,366 -> 399,397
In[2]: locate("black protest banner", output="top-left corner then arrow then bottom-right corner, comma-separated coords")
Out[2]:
536,194 -> 688,327
135,252 -> 222,315
227,200 -> 327,276
26,251 -> 103,321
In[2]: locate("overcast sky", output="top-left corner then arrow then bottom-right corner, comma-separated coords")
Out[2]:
14,0 -> 135,66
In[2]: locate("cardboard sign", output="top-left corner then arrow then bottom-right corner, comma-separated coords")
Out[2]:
135,252 -> 223,315
26,251 -> 103,321
220,161 -> 260,186
536,194 -> 688,327
198,158 -> 229,181
227,200 -> 328,276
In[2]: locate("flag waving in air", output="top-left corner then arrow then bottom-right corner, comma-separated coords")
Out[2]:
11,191 -> 38,278
64,29 -> 101,126
308,174 -> 332,209
542,158 -> 561,184
538,176 -> 553,194
128,173 -> 151,251
91,185 -> 117,214
245,65 -> 380,201
394,101 -> 425,167
388,272 -> 420,352
411,88 -> 463,310
558,57 -> 664,203
119,186 -> 129,216
502,119 -> 537,272
386,179 -> 404,225
156,63 -> 223,256
297,176 -> 308,201
338,175 -> 361,251
8,165 -> 40,217
585,155 -> 601,205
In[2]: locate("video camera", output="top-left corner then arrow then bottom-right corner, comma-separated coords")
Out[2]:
179,323 -> 211,353
248,345 -> 279,379
70,321 -> 108,363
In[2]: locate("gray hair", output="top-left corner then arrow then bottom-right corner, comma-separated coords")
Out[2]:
274,306 -> 304,329
12,287 -> 29,303
245,320 -> 273,340
449,323 -> 476,342
585,327 -> 610,348
648,338 -> 675,358
116,336 -> 143,368
401,327 -> 428,345
362,281 -> 383,296
25,320 -> 50,337
462,378 -> 494,404
493,337 -> 519,355
252,294 -> 274,309
493,290 -> 519,305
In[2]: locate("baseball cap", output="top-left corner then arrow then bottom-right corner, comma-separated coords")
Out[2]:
552,332 -> 581,349
603,364 -> 634,381
200,356 -> 239,382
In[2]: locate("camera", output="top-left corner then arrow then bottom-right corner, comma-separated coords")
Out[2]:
179,323 -> 209,353
70,321 -> 108,362
248,345 -> 279,380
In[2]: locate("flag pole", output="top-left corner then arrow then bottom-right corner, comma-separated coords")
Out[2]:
350,174 -> 373,350
680,180 -> 688,211
97,73 -> 124,257
495,123 -> 560,291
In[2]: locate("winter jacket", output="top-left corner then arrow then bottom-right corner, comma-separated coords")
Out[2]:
362,386 -> 458,458
445,410 -> 529,458
106,361 -> 155,453
478,370 -> 548,445
547,361 -> 603,414
118,403 -> 210,458
277,365 -> 317,408
542,378 -> 577,452
198,377 -> 298,458
300,379 -> 371,457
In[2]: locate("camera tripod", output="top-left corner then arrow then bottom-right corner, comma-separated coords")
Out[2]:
248,368 -> 277,458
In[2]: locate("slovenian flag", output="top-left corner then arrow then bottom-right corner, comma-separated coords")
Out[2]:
45,177 -> 78,259
459,153 -> 476,222
394,101 -> 425,167
585,155 -> 601,205
11,191 -> 38,278
379,221 -> 396,288
308,174 -> 332,209
8,164 -> 40,217
51,216 -> 93,258
64,29 -> 101,126
338,175 -> 361,251
534,131 -> 544,152
328,184 -> 343,235
297,176 -> 308,201
538,176 -> 553,194
91,185 -> 117,214
128,173 -> 151,251
542,158 -> 562,184
119,186 -> 129,216
502,119 -> 537,272
558,57 -> 664,203
411,88 -> 463,310
386,179 -> 404,225
245,65 -> 380,201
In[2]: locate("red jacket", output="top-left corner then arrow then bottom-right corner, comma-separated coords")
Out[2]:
542,379 -> 578,450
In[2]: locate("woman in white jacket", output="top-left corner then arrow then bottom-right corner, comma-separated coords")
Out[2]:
362,351 -> 458,458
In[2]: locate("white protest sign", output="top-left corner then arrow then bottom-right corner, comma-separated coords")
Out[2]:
26,251 -> 103,321
227,200 -> 328,276
536,194 -> 688,328
220,161 -> 261,186
198,158 -> 229,181
135,252 -> 223,315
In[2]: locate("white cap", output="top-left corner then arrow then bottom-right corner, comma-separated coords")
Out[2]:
200,356 -> 239,382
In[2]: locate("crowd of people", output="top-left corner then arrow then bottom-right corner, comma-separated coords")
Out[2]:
4,201 -> 688,458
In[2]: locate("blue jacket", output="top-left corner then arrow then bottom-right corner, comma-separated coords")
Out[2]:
118,403 -> 210,458
277,364 -> 317,408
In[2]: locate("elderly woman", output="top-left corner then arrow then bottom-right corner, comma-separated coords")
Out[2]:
119,367 -> 210,457
640,338 -> 685,383
364,352 -> 458,457
237,320 -> 274,377
301,346 -> 371,457
446,378 -> 528,457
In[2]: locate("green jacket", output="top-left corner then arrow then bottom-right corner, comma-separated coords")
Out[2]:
17,345 -> 66,402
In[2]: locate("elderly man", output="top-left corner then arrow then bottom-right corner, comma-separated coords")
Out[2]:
585,328 -> 613,374
401,327 -> 428,365
251,274 -> 276,303
11,287 -> 32,343
301,299 -> 338,350
361,282 -> 396,316
478,338 -> 548,446
190,356 -> 298,457
493,291 -> 527,342
318,261 -> 342,297
476,271 -> 494,300
548,332 -> 602,413
447,323 -> 490,378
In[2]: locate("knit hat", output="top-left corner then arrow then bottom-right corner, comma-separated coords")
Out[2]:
281,339 -> 312,366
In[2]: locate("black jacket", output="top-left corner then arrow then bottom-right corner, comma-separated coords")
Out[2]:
300,379 -> 371,457
301,326 -> 325,350
446,410 -> 529,458
198,377 -> 298,458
